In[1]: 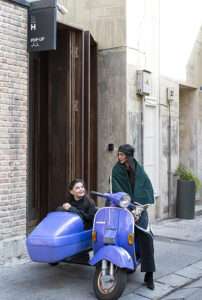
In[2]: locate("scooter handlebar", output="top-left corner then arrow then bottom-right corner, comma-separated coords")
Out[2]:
90,191 -> 106,198
129,202 -> 150,210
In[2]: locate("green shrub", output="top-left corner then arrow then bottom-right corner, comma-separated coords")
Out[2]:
175,164 -> 202,192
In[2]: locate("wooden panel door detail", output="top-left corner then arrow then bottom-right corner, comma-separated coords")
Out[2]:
28,27 -> 97,225
48,30 -> 85,212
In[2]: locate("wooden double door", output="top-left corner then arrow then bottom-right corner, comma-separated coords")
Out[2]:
28,24 -> 97,227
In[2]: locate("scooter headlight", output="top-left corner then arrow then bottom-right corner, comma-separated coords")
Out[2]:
119,194 -> 131,208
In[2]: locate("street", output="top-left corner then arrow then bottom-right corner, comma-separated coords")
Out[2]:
1,216 -> 202,300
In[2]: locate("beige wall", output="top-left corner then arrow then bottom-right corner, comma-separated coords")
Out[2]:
58,0 -> 126,49
126,0 -> 160,220
179,88 -> 198,171
159,77 -> 179,218
187,27 -> 202,86
186,27 -> 202,199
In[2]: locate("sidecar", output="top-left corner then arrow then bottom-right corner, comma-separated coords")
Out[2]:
26,212 -> 92,263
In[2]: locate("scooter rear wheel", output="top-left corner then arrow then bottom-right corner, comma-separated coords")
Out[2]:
93,264 -> 127,300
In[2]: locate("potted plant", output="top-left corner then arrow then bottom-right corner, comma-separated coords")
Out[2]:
175,164 -> 202,219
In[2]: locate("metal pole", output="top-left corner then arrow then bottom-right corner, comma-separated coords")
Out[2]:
168,101 -> 172,217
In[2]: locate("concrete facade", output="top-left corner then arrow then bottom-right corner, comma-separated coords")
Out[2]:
58,0 -> 126,50
0,0 -> 28,264
59,0 -> 160,208
186,27 -> 202,199
159,77 -> 179,218
126,0 -> 160,219
3,0 -> 201,264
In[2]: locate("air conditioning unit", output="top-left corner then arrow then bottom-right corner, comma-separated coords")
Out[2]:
136,70 -> 152,96
167,87 -> 175,102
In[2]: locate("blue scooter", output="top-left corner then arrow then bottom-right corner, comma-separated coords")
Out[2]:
90,192 -> 145,300
26,192 -> 146,300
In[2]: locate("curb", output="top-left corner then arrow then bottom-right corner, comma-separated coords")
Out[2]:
195,209 -> 202,217
158,275 -> 202,300
131,259 -> 202,300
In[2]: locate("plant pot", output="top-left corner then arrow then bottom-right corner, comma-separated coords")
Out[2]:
176,180 -> 195,219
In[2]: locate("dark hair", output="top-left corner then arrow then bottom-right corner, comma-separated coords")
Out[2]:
68,178 -> 85,191
67,178 -> 94,203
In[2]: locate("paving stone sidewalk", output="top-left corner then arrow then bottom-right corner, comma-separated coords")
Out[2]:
122,216 -> 202,300
122,260 -> 202,299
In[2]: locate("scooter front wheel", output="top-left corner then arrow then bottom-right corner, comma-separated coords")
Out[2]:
93,264 -> 127,300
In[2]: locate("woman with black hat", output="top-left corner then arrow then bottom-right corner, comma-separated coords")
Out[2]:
112,144 -> 156,290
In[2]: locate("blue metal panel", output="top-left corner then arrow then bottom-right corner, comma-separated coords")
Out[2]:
93,207 -> 138,265
90,245 -> 134,270
26,212 -> 92,263
117,209 -> 135,261
29,212 -> 84,237
27,230 -> 92,263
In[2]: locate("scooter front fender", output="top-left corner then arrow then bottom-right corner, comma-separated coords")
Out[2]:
90,245 -> 134,270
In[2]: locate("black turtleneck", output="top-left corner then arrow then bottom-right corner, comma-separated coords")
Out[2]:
67,196 -> 97,228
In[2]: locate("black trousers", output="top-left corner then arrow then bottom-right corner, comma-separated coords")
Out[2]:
135,227 -> 156,272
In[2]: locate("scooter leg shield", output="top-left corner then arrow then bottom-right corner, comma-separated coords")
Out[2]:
90,245 -> 134,270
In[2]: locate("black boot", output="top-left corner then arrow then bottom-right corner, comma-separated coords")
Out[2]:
144,272 -> 155,290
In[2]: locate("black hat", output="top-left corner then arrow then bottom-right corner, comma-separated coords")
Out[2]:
118,144 -> 134,157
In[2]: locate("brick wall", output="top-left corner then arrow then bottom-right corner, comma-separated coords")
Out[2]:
0,0 -> 28,264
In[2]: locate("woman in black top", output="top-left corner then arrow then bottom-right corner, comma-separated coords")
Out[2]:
57,178 -> 97,229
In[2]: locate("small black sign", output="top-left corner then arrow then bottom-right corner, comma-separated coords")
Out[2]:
28,3 -> 57,52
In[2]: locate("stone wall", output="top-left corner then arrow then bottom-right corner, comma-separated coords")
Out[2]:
0,0 -> 28,264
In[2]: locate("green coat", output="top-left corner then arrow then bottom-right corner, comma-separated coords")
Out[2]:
112,159 -> 154,205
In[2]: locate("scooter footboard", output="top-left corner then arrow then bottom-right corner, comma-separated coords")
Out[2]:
89,245 -> 134,270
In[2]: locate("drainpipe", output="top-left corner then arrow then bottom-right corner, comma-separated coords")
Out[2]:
141,98 -> 144,165
168,101 -> 172,217
167,86 -> 176,217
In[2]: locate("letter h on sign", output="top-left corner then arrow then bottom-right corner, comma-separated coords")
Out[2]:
31,23 -> 37,31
